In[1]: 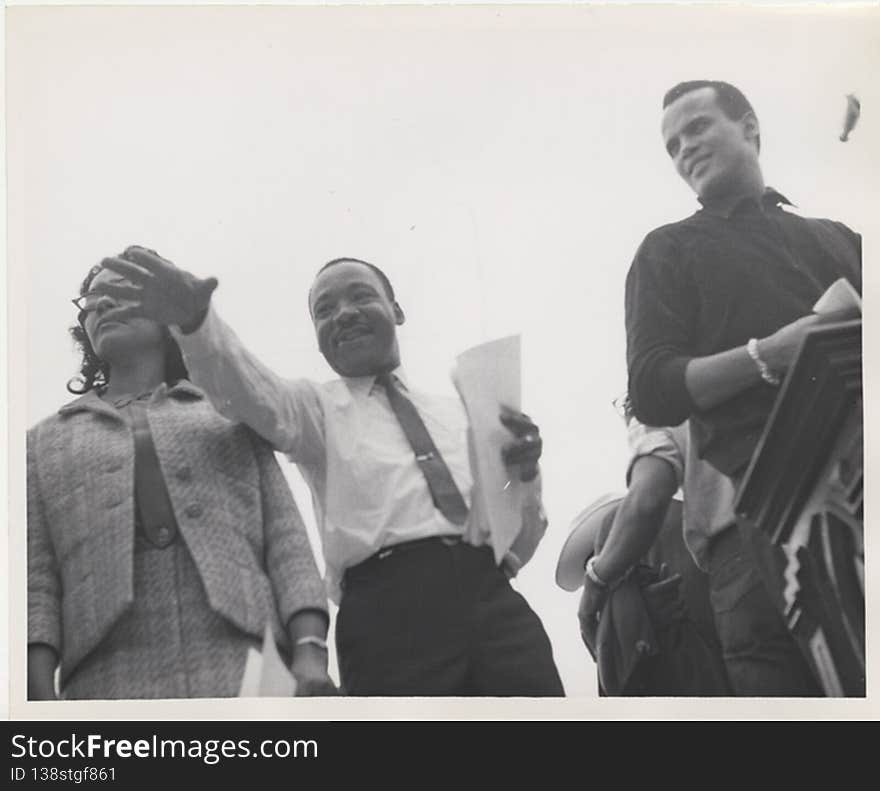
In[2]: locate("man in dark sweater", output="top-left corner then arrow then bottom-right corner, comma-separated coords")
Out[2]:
624,80 -> 861,695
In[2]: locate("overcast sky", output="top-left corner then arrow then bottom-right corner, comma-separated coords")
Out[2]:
7,3 -> 878,705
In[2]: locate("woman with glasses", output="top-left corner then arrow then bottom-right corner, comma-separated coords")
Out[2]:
27,256 -> 335,700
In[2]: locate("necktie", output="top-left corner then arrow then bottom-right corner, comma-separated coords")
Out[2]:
376,372 -> 469,526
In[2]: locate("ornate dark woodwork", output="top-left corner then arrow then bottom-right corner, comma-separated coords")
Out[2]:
735,320 -> 864,696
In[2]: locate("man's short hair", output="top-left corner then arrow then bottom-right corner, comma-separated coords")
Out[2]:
663,80 -> 760,153
309,257 -> 396,313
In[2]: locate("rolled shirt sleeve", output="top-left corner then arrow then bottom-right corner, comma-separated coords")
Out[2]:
624,420 -> 686,488
624,228 -> 699,427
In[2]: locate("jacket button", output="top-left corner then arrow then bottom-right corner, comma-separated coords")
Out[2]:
176,466 -> 192,482
185,504 -> 203,518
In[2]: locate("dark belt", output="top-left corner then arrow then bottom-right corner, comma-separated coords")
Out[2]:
343,534 -> 468,586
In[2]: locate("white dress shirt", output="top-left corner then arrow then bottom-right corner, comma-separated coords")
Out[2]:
174,308 -> 545,602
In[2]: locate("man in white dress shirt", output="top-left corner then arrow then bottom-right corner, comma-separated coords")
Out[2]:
100,247 -> 563,696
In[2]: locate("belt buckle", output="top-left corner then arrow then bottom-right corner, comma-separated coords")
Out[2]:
377,548 -> 394,560
441,536 -> 460,547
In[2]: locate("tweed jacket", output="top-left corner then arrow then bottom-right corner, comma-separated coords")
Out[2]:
27,380 -> 328,684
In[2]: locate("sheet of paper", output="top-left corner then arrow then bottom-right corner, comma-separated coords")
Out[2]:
237,624 -> 298,698
813,277 -> 862,315
451,335 -> 522,564
237,647 -> 263,698
259,624 -> 298,697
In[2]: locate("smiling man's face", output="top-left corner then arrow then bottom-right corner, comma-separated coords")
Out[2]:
309,260 -> 405,378
661,86 -> 759,202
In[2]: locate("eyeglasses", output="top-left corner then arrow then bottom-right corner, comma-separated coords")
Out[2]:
71,290 -> 116,324
71,292 -> 105,314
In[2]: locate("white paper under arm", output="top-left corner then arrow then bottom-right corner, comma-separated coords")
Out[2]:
452,335 -> 528,565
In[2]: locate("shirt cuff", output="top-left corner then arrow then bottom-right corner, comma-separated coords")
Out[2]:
625,424 -> 685,487
170,305 -> 224,364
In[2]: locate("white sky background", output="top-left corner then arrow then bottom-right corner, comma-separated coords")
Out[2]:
7,4 -> 879,703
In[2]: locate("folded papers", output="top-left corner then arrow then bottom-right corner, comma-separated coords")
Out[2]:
814,277 -> 861,316
451,335 -> 524,565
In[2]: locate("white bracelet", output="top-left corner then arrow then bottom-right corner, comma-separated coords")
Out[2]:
585,556 -> 609,589
746,338 -> 781,386
295,636 -> 328,651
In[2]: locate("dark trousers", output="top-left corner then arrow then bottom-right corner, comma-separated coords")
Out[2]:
336,537 -> 564,696
707,525 -> 821,696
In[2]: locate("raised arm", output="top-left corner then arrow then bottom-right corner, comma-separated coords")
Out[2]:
173,307 -> 325,461
100,246 -> 324,461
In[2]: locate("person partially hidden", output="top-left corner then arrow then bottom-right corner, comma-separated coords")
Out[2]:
557,407 -> 729,696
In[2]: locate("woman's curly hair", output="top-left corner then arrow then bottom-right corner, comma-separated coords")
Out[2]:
67,263 -> 189,394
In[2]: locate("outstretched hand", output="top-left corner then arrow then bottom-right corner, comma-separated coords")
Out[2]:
98,245 -> 218,333
499,406 -> 542,482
